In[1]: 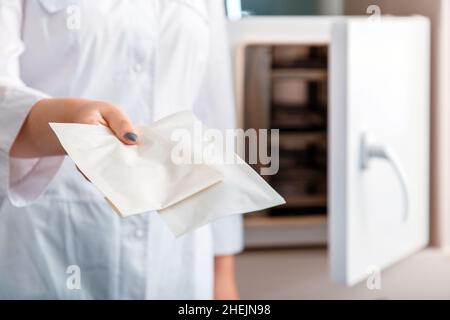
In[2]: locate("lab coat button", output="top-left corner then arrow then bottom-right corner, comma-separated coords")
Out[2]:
133,63 -> 143,73
135,229 -> 145,239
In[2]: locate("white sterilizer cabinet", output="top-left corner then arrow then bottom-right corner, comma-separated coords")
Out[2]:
228,16 -> 430,285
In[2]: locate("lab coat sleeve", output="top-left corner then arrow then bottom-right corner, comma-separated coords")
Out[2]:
0,0 -> 64,206
194,0 -> 244,256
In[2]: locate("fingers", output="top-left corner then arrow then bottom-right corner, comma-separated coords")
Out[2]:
100,106 -> 138,145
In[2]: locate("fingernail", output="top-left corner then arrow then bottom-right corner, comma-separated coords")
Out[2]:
124,132 -> 138,142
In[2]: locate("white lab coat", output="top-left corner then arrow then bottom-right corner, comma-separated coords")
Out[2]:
0,0 -> 243,299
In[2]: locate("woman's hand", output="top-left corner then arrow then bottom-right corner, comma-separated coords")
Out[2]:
214,255 -> 239,300
10,98 -> 138,158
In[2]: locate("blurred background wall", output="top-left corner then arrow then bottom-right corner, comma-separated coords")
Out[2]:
240,0 -> 316,15
227,0 -> 343,16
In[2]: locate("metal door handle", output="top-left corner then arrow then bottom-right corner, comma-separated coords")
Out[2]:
360,133 -> 409,222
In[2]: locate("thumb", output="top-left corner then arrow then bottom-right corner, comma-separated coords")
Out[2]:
101,108 -> 138,145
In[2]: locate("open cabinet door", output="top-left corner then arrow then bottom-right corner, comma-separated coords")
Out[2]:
329,17 -> 430,285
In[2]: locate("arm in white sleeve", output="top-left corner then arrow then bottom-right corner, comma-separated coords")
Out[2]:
194,0 -> 243,256
0,0 -> 64,206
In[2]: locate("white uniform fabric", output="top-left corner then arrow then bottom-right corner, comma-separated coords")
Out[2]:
0,0 -> 243,299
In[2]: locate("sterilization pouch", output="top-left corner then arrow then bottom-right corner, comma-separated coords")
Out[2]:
49,122 -> 224,215
50,111 -> 285,236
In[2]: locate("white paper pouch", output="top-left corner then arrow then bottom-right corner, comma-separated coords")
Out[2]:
49,122 -> 224,215
50,111 -> 285,236
150,111 -> 285,236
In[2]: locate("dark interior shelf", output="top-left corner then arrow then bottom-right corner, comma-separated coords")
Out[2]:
244,44 -> 329,220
